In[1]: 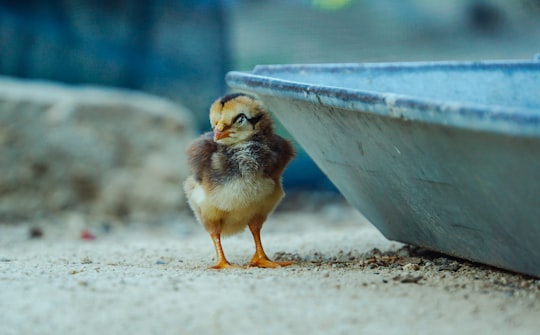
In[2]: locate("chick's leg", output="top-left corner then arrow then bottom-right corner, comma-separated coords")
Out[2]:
209,232 -> 241,269
248,218 -> 293,268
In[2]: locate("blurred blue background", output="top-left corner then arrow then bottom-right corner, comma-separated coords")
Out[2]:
1,0 -> 539,191
0,0 -> 229,128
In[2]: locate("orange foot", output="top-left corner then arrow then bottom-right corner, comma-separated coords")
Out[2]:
209,260 -> 244,270
249,256 -> 294,268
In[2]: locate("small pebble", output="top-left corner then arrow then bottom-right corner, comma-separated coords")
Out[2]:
101,223 -> 112,233
81,257 -> 92,264
81,230 -> 96,241
408,257 -> 422,265
399,275 -> 424,284
438,262 -> 461,272
29,227 -> 43,239
156,260 -> 166,265
434,257 -> 449,266
370,248 -> 382,257
403,263 -> 420,271
396,246 -> 411,257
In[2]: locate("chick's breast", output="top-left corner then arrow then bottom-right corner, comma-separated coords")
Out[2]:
205,140 -> 279,211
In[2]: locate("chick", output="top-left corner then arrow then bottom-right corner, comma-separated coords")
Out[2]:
184,93 -> 295,269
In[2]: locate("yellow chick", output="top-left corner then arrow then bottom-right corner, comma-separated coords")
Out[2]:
184,93 -> 295,269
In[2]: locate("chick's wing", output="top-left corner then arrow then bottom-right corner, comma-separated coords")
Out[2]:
186,132 -> 217,182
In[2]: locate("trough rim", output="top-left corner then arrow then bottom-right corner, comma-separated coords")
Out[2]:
226,59 -> 540,137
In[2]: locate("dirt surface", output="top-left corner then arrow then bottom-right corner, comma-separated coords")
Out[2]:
1,199 -> 539,335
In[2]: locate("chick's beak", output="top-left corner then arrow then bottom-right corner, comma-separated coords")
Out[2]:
214,130 -> 230,141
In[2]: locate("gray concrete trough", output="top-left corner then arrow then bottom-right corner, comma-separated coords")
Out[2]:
226,56 -> 540,277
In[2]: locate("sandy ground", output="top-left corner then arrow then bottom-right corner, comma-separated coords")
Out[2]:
2,3 -> 539,335
1,198 -> 539,335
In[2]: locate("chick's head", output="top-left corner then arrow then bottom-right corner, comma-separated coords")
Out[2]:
209,93 -> 273,145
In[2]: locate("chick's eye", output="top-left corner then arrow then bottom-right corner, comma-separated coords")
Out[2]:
234,113 -> 247,125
